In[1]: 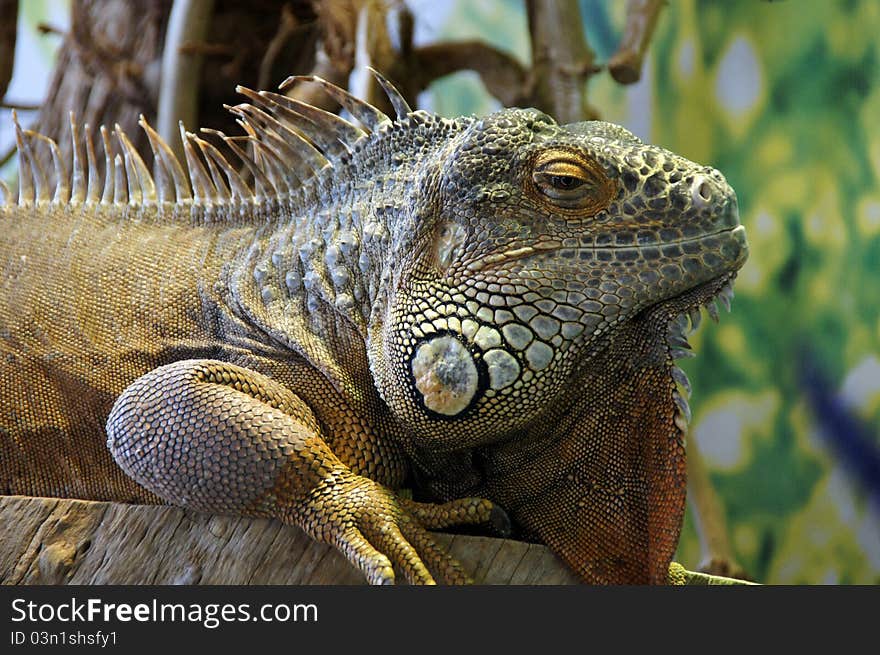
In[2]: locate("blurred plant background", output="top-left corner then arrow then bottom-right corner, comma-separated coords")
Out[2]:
0,0 -> 69,181
2,0 -> 878,583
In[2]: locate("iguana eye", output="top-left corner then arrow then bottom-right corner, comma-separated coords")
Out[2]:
531,149 -> 616,214
549,175 -> 584,190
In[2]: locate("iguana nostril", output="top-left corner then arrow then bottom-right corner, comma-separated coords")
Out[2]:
691,176 -> 712,209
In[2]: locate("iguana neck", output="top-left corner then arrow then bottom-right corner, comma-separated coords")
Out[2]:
405,282 -> 728,583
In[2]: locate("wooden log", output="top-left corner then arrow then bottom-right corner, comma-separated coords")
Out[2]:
0,495 -> 579,585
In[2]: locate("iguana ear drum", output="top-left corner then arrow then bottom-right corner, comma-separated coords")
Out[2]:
431,221 -> 468,274
409,334 -> 484,418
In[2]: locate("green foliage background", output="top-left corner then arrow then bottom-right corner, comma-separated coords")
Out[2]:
423,0 -> 880,584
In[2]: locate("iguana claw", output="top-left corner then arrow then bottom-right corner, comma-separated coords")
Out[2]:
298,470 -> 487,584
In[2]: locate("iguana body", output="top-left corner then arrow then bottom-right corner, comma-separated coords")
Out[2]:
0,73 -> 747,584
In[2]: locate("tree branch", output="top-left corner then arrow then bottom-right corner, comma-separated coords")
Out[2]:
411,41 -> 530,107
608,0 -> 665,85
526,0 -> 599,122
0,101 -> 40,111
687,436 -> 751,580
257,3 -> 300,92
0,0 -> 17,102
157,0 -> 215,163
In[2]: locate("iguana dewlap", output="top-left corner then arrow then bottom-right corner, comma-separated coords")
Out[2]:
0,71 -> 747,584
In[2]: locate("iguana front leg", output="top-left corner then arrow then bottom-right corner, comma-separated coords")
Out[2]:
105,359 -> 492,584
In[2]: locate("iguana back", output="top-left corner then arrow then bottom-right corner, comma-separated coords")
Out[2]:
0,203 -> 250,501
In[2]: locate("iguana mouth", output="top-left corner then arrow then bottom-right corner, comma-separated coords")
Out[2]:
656,223 -> 747,346
604,222 -> 745,435
467,224 -> 748,272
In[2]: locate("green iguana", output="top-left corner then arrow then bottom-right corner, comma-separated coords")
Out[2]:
0,70 -> 747,584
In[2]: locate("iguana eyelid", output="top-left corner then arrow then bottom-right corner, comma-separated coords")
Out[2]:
530,149 -> 615,214
534,159 -> 591,181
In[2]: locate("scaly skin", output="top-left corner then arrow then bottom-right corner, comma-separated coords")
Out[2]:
0,76 -> 747,584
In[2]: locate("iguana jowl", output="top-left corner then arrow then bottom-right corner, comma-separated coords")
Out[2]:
0,71 -> 747,584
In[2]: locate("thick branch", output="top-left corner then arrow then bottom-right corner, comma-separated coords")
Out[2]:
526,0 -> 598,122
411,41 -> 530,107
0,101 -> 40,111
257,3 -> 299,91
0,495 -> 580,585
608,0 -> 665,85
350,0 -> 391,106
0,0 -> 17,101
157,0 -> 215,163
278,3 -> 349,110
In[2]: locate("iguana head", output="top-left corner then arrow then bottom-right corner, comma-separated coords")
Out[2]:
370,107 -> 748,451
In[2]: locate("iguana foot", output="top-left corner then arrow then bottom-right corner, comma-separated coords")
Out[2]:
399,497 -> 511,536
668,561 -> 758,585
298,469 -> 479,584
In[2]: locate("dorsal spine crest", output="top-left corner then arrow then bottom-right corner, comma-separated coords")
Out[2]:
1,70 -> 407,223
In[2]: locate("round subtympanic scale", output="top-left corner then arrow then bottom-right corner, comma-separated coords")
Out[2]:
483,348 -> 520,390
411,335 -> 478,416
